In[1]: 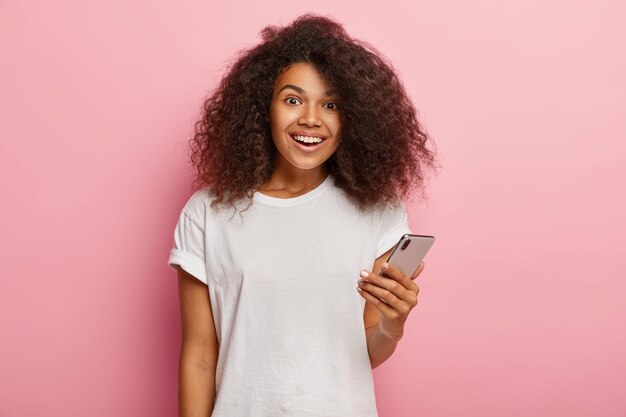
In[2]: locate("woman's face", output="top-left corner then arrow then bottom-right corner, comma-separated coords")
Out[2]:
268,62 -> 342,172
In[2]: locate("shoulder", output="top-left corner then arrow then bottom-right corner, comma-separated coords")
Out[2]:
363,197 -> 407,225
370,198 -> 410,242
327,176 -> 406,221
378,199 -> 407,219
179,188 -> 218,229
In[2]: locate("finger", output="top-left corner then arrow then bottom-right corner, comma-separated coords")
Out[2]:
358,277 -> 413,312
356,286 -> 395,317
381,261 -> 421,291
359,270 -> 416,304
409,261 -> 426,280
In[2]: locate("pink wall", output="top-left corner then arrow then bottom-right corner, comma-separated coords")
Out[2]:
1,1 -> 624,416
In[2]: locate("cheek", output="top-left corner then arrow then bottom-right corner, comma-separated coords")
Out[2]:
270,110 -> 290,132
327,115 -> 341,134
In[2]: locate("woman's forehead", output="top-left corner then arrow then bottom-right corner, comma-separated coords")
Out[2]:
274,63 -> 336,96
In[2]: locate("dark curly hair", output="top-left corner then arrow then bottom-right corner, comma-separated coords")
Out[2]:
189,13 -> 440,215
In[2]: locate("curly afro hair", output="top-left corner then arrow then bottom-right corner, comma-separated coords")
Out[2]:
189,13 -> 440,215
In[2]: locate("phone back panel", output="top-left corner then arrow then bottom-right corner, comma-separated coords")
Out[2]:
379,234 -> 435,278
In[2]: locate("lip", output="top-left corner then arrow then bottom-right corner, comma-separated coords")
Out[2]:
288,133 -> 327,153
289,131 -> 328,140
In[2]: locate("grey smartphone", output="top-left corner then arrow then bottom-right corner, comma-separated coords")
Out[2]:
377,234 -> 435,279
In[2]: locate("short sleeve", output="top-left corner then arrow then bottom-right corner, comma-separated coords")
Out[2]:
167,209 -> 208,285
376,201 -> 413,258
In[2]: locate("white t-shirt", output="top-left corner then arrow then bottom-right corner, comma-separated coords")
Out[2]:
167,174 -> 412,417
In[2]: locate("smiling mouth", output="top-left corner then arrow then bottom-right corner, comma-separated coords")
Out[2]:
289,133 -> 327,147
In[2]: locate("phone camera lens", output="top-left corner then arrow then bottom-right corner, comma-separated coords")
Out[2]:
401,239 -> 410,250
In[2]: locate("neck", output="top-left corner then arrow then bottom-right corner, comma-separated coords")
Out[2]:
260,156 -> 328,193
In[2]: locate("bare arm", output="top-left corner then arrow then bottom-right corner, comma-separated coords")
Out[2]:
362,246 -> 424,369
177,266 -> 219,417
363,247 -> 399,369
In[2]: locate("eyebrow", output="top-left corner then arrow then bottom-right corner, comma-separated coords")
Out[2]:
278,84 -> 337,97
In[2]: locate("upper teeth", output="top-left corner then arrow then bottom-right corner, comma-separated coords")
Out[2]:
293,134 -> 323,144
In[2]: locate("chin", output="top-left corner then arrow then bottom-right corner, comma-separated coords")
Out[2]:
290,158 -> 326,170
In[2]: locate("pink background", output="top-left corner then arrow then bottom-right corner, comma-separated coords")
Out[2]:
1,1 -> 624,416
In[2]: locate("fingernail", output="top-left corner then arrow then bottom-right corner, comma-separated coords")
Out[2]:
360,270 -> 369,278
382,262 -> 389,269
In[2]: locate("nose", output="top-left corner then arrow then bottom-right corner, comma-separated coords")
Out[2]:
298,104 -> 322,127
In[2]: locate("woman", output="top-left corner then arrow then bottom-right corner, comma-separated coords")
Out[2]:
168,13 -> 438,416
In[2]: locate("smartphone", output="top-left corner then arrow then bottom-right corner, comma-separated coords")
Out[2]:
377,234 -> 435,279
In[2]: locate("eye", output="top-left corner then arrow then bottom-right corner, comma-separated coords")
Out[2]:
284,97 -> 301,105
324,102 -> 339,111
